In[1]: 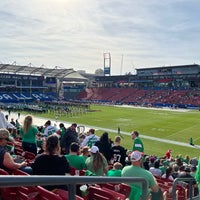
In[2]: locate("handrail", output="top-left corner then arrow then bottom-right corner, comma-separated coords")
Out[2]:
173,177 -> 196,200
0,175 -> 148,200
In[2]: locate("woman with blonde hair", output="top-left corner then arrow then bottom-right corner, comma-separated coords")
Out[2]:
85,146 -> 108,176
19,115 -> 38,155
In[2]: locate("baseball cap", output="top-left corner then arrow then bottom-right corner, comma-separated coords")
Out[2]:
89,146 -> 99,154
131,151 -> 142,162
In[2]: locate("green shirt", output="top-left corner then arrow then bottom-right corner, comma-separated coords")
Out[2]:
107,169 -> 121,177
20,126 -> 38,144
65,154 -> 86,170
122,165 -> 157,196
85,155 -> 108,176
132,137 -> 144,152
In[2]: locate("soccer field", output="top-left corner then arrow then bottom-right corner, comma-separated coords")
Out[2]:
27,104 -> 200,158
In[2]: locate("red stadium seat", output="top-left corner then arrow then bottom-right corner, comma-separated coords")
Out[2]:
101,187 -> 126,200
53,189 -> 84,200
24,151 -> 36,161
85,186 -> 115,200
36,186 -> 63,200
0,168 -> 17,200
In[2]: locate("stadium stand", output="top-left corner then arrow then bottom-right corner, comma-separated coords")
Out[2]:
0,63 -> 200,199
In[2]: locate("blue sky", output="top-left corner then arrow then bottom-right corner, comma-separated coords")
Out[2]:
0,0 -> 200,75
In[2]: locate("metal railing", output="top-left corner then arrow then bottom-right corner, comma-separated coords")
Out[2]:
0,175 -> 147,200
173,177 -> 197,200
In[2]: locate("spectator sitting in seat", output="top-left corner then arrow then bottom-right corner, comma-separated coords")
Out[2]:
149,159 -> 162,177
32,135 -> 70,191
0,128 -> 32,174
85,146 -> 108,176
107,162 -> 123,177
179,166 -> 198,196
122,151 -> 160,199
143,155 -> 150,171
80,146 -> 90,162
65,142 -> 86,170
161,166 -> 174,181
171,164 -> 179,179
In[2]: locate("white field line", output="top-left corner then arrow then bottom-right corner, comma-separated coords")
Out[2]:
165,124 -> 200,138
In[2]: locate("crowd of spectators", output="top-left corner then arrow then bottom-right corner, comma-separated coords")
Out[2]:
0,110 -> 200,199
77,87 -> 200,108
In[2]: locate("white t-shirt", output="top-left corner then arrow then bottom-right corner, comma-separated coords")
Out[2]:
161,174 -> 174,181
81,134 -> 99,147
43,125 -> 58,137
149,167 -> 162,177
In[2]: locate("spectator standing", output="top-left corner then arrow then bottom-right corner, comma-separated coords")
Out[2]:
58,123 -> 66,139
81,128 -> 99,148
95,132 -> 112,163
19,115 -> 38,155
165,149 -> 172,160
43,120 -> 58,137
111,136 -> 127,167
31,135 -> 70,191
15,119 -> 21,129
0,109 -> 8,129
131,130 -> 144,153
60,123 -> 78,154
85,146 -> 108,176
10,118 -> 16,126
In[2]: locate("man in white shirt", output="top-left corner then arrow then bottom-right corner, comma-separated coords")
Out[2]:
43,120 -> 58,137
81,129 -> 99,148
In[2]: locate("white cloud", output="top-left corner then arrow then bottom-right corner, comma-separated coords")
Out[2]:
0,0 -> 200,75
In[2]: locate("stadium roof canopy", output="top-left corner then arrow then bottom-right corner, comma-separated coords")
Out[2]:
0,64 -> 88,80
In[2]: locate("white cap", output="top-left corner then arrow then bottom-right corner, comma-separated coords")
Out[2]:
131,151 -> 142,162
89,146 -> 99,153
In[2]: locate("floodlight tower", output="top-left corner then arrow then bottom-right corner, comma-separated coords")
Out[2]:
103,52 -> 111,76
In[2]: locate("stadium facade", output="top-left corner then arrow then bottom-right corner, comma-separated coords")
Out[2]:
0,63 -> 199,109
